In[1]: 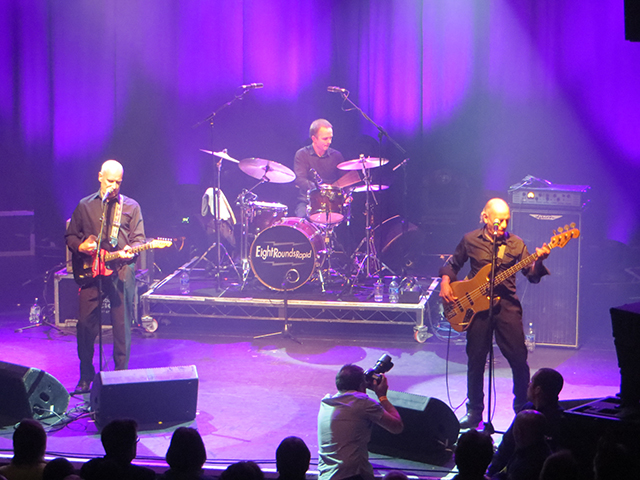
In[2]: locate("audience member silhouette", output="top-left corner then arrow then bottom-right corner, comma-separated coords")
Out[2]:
219,462 -> 264,480
80,419 -> 155,480
275,437 -> 310,480
538,450 -> 578,480
0,418 -> 47,480
158,427 -> 207,480
453,429 -> 493,480
381,471 -> 409,480
42,458 -> 79,480
593,436 -> 634,480
487,368 -> 565,477
496,410 -> 550,480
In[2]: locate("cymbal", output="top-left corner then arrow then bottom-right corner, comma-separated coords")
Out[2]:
200,149 -> 240,164
332,170 -> 361,188
239,158 -> 296,183
337,156 -> 389,171
352,184 -> 390,193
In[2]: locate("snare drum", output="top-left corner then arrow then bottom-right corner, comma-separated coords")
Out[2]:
250,217 -> 324,291
248,201 -> 288,234
308,185 -> 345,224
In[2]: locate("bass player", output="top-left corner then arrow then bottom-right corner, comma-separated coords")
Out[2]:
439,198 -> 550,429
65,159 -> 146,393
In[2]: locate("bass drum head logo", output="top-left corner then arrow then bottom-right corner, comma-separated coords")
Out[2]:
250,223 -> 319,291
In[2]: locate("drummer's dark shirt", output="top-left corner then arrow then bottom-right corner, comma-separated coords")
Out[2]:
293,145 -> 345,198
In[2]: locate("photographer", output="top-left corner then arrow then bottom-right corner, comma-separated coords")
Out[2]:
317,363 -> 404,480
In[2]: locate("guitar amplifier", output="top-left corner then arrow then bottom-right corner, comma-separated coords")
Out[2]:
53,268 -> 150,327
510,209 -> 582,347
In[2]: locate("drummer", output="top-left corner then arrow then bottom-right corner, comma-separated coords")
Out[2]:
293,118 -> 345,218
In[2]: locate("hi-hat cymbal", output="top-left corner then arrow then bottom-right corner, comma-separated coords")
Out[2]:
337,156 -> 389,170
351,184 -> 390,193
200,149 -> 240,164
239,158 -> 296,183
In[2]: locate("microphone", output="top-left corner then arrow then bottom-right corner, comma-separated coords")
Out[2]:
102,186 -> 114,202
327,86 -> 348,93
241,83 -> 264,89
493,218 -> 501,234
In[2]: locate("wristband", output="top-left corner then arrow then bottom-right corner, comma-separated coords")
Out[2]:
378,396 -> 388,403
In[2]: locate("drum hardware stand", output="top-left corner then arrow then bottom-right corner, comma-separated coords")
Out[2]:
320,225 -> 350,292
350,160 -> 393,279
236,172 -> 271,290
188,237 -> 239,281
254,270 -> 301,344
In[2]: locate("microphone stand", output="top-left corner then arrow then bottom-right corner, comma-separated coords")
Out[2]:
332,90 -> 409,276
253,270 -> 301,344
193,87 -> 256,291
95,197 -> 111,375
483,224 -> 500,435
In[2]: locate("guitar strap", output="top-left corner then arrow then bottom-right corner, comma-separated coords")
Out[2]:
108,195 -> 123,247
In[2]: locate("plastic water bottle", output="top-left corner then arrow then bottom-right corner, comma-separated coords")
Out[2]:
389,277 -> 400,303
374,278 -> 384,302
180,270 -> 190,295
29,298 -> 41,324
525,322 -> 536,352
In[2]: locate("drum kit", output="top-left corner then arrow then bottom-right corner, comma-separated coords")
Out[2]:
202,149 -> 392,292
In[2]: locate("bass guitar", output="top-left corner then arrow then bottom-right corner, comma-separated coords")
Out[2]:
72,235 -> 172,286
443,225 -> 580,332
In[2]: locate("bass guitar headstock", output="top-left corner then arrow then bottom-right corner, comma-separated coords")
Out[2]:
549,223 -> 580,249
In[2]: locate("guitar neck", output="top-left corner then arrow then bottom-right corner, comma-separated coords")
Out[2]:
103,242 -> 153,262
493,251 -> 540,287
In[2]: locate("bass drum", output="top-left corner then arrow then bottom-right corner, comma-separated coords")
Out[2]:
250,217 -> 324,291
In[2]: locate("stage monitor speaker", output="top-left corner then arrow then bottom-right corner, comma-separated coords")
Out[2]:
625,0 -> 640,41
90,365 -> 198,429
0,361 -> 70,426
510,208 -> 582,347
610,302 -> 640,407
368,390 -> 459,466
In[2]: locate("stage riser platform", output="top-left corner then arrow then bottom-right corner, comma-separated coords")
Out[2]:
140,259 -> 437,342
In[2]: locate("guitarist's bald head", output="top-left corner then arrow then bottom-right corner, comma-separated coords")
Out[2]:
101,159 -> 124,176
481,198 -> 511,237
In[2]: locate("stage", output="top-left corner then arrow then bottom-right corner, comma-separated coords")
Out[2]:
0,263 -> 623,479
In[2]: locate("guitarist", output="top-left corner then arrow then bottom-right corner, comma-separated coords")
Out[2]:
65,160 -> 146,393
438,198 -> 550,429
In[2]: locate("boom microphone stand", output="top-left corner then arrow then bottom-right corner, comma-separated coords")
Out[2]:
328,87 -> 410,277
193,85 -> 262,290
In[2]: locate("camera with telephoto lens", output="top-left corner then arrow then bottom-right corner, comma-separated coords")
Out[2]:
364,354 -> 394,389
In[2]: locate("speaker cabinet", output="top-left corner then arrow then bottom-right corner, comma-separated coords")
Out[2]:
90,365 -> 198,429
0,361 -> 70,426
625,0 -> 640,41
611,302 -> 640,406
368,390 -> 459,466
510,208 -> 582,347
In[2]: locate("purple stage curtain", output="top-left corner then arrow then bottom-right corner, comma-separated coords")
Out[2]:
0,0 -> 638,243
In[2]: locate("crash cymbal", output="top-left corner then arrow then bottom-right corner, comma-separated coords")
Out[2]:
239,157 -> 296,183
351,184 -> 390,193
200,149 -> 240,164
337,156 -> 389,170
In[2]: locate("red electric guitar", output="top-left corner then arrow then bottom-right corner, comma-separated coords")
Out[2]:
72,235 -> 172,286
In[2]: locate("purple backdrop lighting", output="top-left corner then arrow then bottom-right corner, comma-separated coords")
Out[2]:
1,0 -> 640,250
421,2 -> 475,129
175,2 -> 243,100
243,0 -> 330,99
51,1 -> 116,163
